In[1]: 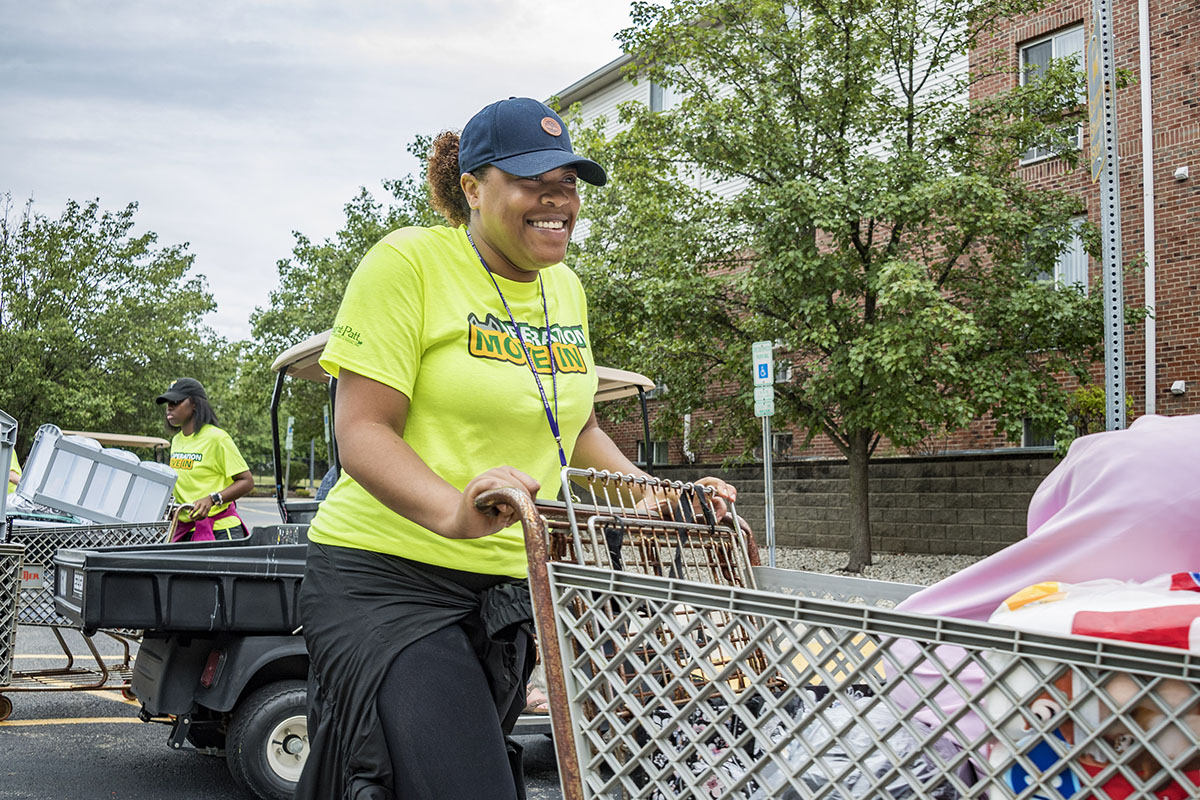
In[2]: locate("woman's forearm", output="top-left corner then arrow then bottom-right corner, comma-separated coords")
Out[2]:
334,370 -> 539,541
337,417 -> 464,535
222,471 -> 255,503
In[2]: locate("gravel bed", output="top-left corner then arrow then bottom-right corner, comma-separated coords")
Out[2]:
769,546 -> 984,587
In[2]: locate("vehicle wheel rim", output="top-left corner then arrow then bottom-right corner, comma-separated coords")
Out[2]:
266,713 -> 308,782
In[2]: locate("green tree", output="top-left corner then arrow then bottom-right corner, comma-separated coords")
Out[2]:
0,195 -> 219,456
570,0 -> 1115,570
248,138 -> 439,477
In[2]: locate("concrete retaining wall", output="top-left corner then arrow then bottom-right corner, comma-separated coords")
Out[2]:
650,450 -> 1058,556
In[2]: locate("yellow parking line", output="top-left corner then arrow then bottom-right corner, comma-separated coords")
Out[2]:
85,689 -> 140,706
0,717 -> 142,727
13,654 -> 71,659
13,654 -> 134,660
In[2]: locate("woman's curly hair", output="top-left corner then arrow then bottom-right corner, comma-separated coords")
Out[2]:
427,130 -> 492,228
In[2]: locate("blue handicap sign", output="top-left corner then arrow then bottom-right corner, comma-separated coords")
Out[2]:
758,364 -> 768,379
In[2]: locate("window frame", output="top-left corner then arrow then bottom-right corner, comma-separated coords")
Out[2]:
1034,215 -> 1089,295
1021,418 -> 1057,448
637,439 -> 670,466
649,80 -> 683,113
1018,24 -> 1085,165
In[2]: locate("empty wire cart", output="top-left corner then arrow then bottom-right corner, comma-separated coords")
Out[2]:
498,469 -> 1200,800
0,522 -> 169,719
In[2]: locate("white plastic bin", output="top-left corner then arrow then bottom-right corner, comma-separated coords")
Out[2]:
15,425 -> 176,525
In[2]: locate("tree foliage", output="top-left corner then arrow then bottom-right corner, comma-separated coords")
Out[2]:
569,0 -> 1114,569
248,138 -> 439,474
0,195 -> 219,456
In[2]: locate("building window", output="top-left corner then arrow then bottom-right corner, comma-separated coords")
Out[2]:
637,440 -> 670,466
776,360 -> 794,383
753,432 -> 793,460
1019,25 -> 1085,164
650,81 -> 683,112
1036,216 -> 1088,294
1022,418 -> 1056,448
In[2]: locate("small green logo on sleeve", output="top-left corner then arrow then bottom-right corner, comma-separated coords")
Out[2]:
332,324 -> 364,346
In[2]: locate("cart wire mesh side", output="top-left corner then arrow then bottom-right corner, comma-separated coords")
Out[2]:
1,543 -> 24,688
503,469 -> 1200,800
8,521 -> 169,626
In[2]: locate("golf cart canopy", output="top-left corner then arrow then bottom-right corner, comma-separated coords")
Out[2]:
269,329 -> 659,524
270,330 -> 331,384
60,431 -> 171,451
270,329 -> 657,400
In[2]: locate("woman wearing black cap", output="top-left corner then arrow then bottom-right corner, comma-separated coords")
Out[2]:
296,98 -> 736,800
156,377 -> 254,541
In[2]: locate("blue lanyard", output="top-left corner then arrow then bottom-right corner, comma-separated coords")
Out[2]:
465,229 -> 567,468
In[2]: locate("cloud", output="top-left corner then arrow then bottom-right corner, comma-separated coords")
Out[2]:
0,0 -> 633,340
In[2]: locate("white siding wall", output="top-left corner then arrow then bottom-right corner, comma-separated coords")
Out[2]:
569,75 -> 648,136
865,28 -> 969,158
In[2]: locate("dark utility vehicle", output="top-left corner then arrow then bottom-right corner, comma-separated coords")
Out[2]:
55,531 -> 309,799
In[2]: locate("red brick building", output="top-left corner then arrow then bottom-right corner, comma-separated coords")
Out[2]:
574,1 -> 1198,469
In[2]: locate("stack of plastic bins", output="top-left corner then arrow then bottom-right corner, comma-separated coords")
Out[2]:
0,543 -> 25,689
15,424 -> 176,525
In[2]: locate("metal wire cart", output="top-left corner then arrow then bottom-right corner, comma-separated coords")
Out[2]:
0,522 -> 168,719
488,468 -> 1200,800
0,419 -> 175,720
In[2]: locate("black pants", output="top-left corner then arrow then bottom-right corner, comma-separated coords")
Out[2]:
377,624 -> 527,800
213,522 -> 247,540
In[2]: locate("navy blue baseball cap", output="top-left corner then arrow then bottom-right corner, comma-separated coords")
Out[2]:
459,97 -> 607,186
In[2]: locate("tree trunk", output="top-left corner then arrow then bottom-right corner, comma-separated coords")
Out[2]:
844,429 -> 873,572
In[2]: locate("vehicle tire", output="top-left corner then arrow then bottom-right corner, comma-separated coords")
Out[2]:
0,694 -> 11,722
226,680 -> 308,800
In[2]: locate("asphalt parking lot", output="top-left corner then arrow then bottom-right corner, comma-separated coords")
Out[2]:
0,497 -> 563,799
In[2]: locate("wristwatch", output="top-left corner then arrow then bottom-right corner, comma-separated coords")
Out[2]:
210,491 -> 223,506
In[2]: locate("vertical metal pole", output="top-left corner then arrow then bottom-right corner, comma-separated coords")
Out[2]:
0,411 -> 15,542
637,388 -> 653,474
1137,0 -> 1156,415
269,371 -> 287,520
308,438 -> 315,491
1094,0 -> 1127,429
761,417 -> 776,567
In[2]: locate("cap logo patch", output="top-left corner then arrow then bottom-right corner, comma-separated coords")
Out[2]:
540,117 -> 562,136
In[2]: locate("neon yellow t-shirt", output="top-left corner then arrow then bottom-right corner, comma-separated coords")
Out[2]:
309,225 -> 598,578
7,451 -> 20,494
169,424 -> 250,530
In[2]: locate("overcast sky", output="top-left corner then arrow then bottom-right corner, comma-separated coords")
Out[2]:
1,0 -> 635,340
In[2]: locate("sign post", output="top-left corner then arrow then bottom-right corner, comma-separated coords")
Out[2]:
751,341 -> 776,567
283,415 -> 294,501
323,404 -> 331,452
1087,0 -> 1127,430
